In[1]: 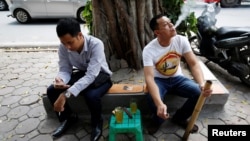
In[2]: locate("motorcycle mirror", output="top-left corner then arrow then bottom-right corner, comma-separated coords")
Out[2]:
214,2 -> 221,15
207,4 -> 215,13
201,2 -> 221,18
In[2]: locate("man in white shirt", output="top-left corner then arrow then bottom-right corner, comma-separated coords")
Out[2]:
46,18 -> 112,141
143,14 -> 212,134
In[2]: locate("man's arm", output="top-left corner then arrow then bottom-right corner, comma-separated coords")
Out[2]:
67,40 -> 104,96
57,44 -> 72,84
183,52 -> 205,87
184,51 -> 213,97
144,66 -> 169,119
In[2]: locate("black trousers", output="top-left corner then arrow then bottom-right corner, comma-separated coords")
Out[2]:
46,71 -> 112,127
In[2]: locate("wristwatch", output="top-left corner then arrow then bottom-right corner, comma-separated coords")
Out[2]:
64,91 -> 71,98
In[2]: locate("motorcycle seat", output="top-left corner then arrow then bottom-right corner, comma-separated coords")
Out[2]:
216,26 -> 250,40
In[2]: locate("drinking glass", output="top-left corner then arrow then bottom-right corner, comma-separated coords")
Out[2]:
130,98 -> 137,114
115,107 -> 123,123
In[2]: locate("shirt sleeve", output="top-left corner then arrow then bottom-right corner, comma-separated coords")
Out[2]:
181,36 -> 192,54
57,44 -> 72,84
68,38 -> 105,96
142,47 -> 154,67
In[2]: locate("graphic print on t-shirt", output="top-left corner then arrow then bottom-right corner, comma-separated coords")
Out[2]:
155,51 -> 181,76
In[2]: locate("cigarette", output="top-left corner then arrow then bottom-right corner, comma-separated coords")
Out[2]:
166,113 -> 170,117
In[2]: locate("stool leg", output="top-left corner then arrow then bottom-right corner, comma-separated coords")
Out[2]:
136,130 -> 143,141
109,135 -> 115,141
109,129 -> 115,141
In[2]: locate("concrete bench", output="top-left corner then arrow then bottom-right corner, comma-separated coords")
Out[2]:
42,60 -> 229,118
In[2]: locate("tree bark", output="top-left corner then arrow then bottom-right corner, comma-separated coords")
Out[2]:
92,0 -> 162,71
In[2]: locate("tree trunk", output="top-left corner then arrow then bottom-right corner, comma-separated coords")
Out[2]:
92,0 -> 162,71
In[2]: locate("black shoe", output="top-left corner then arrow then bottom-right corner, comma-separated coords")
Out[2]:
90,119 -> 103,141
52,113 -> 78,138
52,119 -> 71,138
147,120 -> 161,135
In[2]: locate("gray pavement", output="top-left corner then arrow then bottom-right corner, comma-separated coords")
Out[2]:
1,2 -> 250,141
0,48 -> 250,141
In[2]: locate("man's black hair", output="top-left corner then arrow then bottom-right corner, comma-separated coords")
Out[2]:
149,14 -> 165,31
56,18 -> 81,37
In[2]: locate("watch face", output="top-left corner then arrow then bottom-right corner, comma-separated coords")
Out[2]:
65,92 -> 71,98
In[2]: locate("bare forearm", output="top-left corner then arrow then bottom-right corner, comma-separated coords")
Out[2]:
144,67 -> 164,107
190,64 -> 205,86
146,80 -> 164,107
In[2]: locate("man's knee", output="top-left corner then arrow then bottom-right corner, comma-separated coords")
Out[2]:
46,85 -> 55,95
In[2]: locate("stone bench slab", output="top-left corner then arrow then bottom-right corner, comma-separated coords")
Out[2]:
42,59 -> 229,118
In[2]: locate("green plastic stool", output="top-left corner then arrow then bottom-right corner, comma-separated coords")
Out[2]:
109,108 -> 143,141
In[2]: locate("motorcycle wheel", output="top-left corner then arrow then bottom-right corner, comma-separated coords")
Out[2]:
240,74 -> 250,87
239,49 -> 250,86
189,36 -> 202,56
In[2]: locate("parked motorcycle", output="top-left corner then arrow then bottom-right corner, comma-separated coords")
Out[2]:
189,2 -> 250,86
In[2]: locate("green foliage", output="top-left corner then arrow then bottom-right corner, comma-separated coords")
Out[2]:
162,0 -> 197,37
185,12 -> 198,37
82,0 -> 93,34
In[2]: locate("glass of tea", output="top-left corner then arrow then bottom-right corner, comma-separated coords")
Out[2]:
130,98 -> 137,114
115,107 -> 123,123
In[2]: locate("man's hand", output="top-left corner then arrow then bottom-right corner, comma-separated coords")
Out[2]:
157,104 -> 170,120
200,84 -> 213,97
54,77 -> 70,89
54,93 -> 67,112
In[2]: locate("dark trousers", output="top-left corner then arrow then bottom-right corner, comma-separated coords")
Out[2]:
46,71 -> 113,127
147,76 -> 201,124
